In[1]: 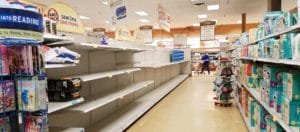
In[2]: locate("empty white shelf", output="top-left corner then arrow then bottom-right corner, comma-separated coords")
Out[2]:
87,74 -> 189,132
135,60 -> 190,68
45,64 -> 76,69
70,81 -> 154,113
48,97 -> 84,114
50,127 -> 85,132
69,68 -> 141,82
67,42 -> 147,52
44,34 -> 74,42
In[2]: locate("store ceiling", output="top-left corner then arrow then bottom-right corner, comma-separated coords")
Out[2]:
28,0 -> 296,31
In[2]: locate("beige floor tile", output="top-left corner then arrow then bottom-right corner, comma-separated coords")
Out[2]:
127,76 -> 247,132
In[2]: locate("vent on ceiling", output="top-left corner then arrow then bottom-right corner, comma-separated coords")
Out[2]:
191,0 -> 205,6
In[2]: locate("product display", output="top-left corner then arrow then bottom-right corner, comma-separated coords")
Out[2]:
47,78 -> 81,102
44,46 -> 80,64
170,50 -> 184,62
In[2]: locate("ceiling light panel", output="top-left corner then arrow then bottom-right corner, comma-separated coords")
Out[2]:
237,20 -> 242,24
135,11 -> 149,16
79,15 -> 90,20
198,14 -> 207,19
139,19 -> 150,23
193,23 -> 200,26
207,4 -> 219,11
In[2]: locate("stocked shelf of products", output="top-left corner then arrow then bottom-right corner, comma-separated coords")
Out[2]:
234,97 -> 252,132
237,81 -> 299,132
134,60 -> 190,68
48,97 -> 84,114
87,74 -> 189,132
45,64 -> 76,69
239,57 -> 300,66
246,24 -> 300,46
70,81 -> 154,113
68,68 -> 141,82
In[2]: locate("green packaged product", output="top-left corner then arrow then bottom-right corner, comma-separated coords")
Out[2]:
283,71 -> 300,101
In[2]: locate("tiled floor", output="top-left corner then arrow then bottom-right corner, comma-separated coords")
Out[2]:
127,76 -> 247,132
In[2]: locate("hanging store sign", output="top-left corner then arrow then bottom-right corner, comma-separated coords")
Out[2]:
46,3 -> 85,34
110,0 -> 127,23
115,26 -> 133,41
200,21 -> 216,41
0,7 -> 44,41
158,4 -> 171,32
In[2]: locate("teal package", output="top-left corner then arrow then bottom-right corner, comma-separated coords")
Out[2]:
265,39 -> 275,58
266,118 -> 284,132
273,91 -> 282,113
259,42 -> 265,58
280,34 -> 293,59
254,104 -> 267,130
282,71 -> 300,101
249,99 -> 257,127
281,95 -> 300,127
248,76 -> 254,88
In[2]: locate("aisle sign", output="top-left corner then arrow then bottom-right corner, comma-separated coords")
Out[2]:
110,0 -> 127,23
200,21 -> 216,41
0,7 -> 44,41
158,4 -> 171,32
115,26 -> 133,41
46,3 -> 85,34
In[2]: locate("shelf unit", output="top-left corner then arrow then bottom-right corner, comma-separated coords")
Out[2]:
246,24 -> 300,46
50,127 -> 85,132
48,97 -> 84,114
68,68 -> 141,82
70,81 -> 154,113
45,64 -> 76,69
234,96 -> 252,132
134,60 -> 190,68
237,81 -> 300,132
240,57 -> 300,66
87,74 -> 189,132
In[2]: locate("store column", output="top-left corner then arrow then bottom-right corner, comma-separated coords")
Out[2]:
267,0 -> 281,11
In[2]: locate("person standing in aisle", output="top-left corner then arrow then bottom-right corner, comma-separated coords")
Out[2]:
201,53 -> 210,75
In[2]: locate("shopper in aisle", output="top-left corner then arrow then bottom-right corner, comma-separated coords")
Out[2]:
201,53 -> 210,75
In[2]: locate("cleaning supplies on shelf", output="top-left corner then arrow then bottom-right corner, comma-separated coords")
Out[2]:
48,78 -> 81,102
44,46 -> 80,64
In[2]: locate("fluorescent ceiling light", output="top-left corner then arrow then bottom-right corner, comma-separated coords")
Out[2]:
80,15 -> 90,20
193,23 -> 200,26
237,20 -> 242,24
135,11 -> 148,16
84,27 -> 93,30
198,14 -> 207,19
105,20 -> 110,24
139,19 -> 150,23
154,26 -> 160,29
207,4 -> 219,11
102,1 -> 108,5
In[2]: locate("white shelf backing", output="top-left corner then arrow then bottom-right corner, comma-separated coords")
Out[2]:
45,64 -> 76,69
70,81 -> 154,113
50,127 -> 85,132
234,96 -> 252,132
247,24 -> 300,46
68,68 -> 141,82
87,74 -> 189,132
237,81 -> 300,132
67,42 -> 150,52
240,57 -> 300,66
134,60 -> 190,68
48,97 -> 84,114
44,34 -> 74,42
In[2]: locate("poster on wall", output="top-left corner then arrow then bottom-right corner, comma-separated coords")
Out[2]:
46,3 -> 85,34
115,26 -> 133,41
158,4 -> 171,32
110,0 -> 127,24
200,21 -> 216,41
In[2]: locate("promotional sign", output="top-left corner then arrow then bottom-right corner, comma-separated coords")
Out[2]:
46,3 -> 85,34
174,34 -> 187,48
200,21 -> 216,41
0,7 -> 44,41
110,0 -> 127,23
158,4 -> 171,32
115,26 -> 133,41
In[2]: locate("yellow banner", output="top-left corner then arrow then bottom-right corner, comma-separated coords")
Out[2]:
0,29 -> 43,41
46,3 -> 85,34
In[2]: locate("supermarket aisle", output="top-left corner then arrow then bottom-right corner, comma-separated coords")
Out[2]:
127,76 -> 247,132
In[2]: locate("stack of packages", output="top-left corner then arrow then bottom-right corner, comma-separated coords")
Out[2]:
43,46 -> 81,65
170,50 -> 184,62
47,78 -> 81,102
